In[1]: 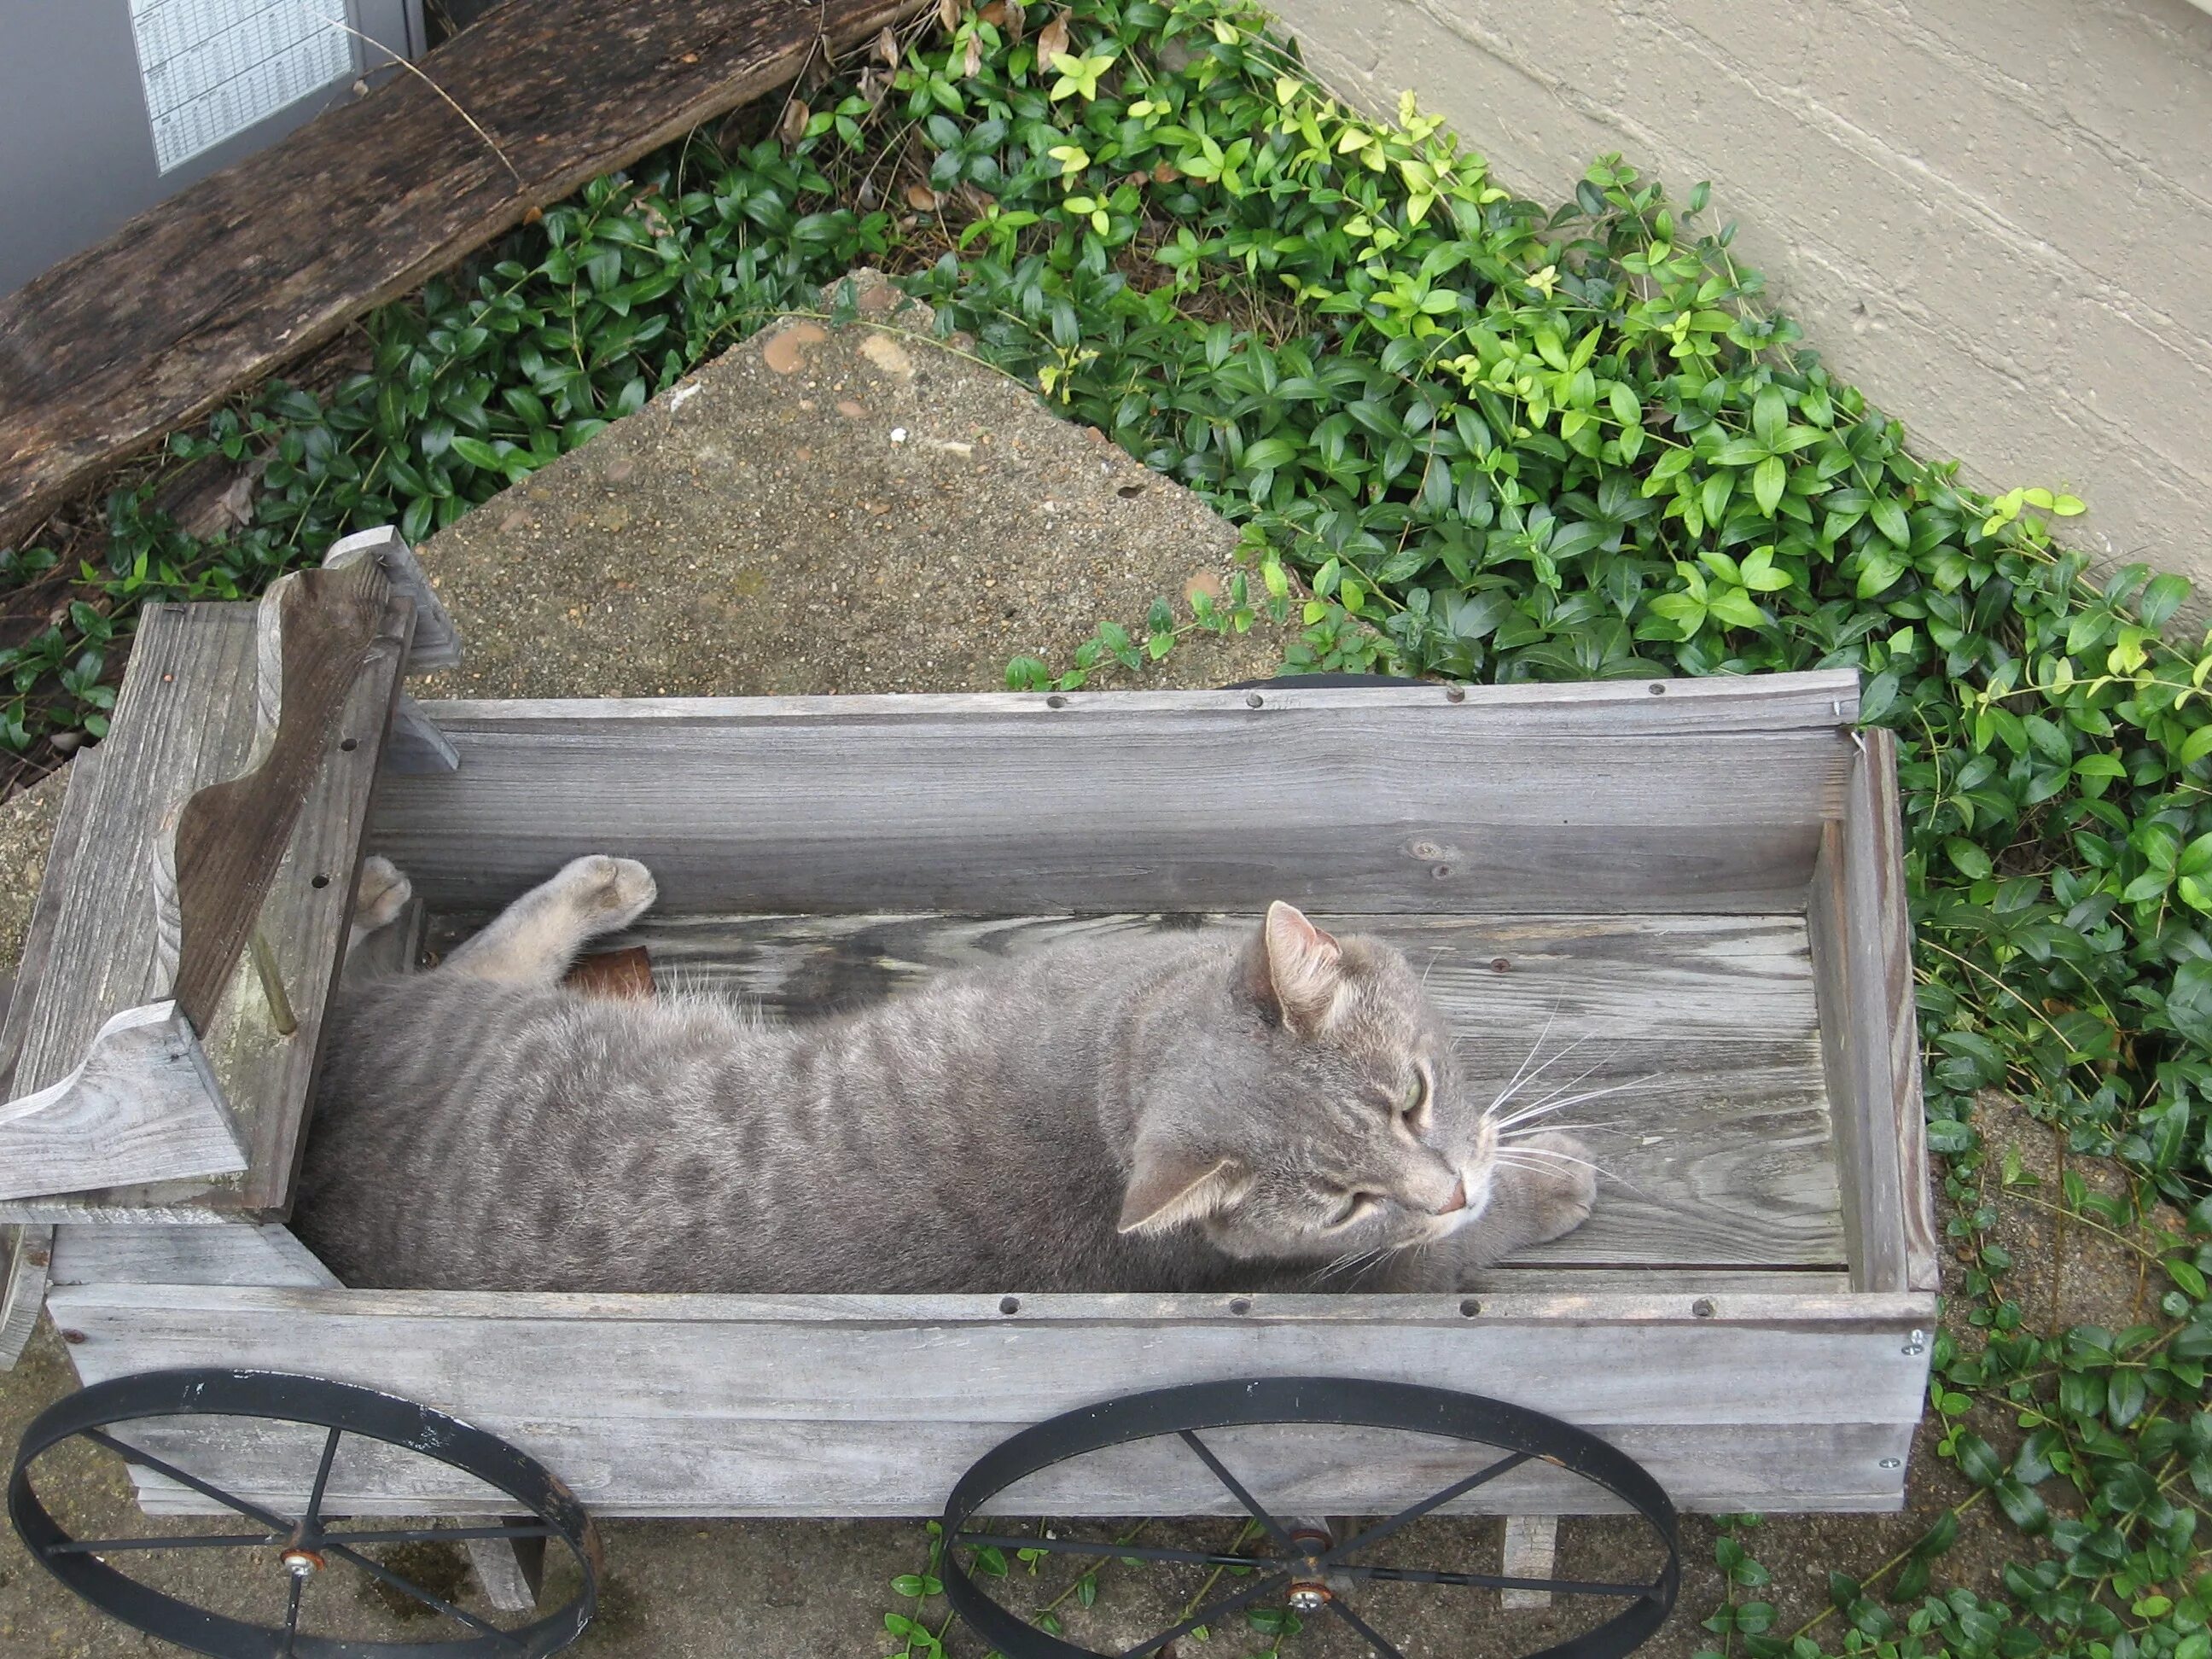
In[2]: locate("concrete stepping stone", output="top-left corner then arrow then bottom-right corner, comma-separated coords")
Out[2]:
409,269 -> 1293,699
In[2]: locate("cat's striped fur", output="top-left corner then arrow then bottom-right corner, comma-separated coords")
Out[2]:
294,856 -> 1595,1293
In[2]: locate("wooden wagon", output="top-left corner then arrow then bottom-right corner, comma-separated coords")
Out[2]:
0,530 -> 1936,1655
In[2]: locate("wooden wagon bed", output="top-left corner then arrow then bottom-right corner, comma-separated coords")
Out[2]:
1,550 -> 1936,1529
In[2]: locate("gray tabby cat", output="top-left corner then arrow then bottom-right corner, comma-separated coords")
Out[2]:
295,854 -> 1596,1294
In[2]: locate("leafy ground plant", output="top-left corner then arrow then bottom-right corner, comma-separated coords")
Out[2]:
3,0 -> 2208,1651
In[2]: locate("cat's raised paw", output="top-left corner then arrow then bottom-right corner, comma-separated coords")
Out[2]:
552,854 -> 658,933
1510,1131 -> 1598,1243
352,856 -> 414,934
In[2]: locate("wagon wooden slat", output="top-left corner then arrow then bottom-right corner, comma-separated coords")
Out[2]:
2,550 -> 1935,1606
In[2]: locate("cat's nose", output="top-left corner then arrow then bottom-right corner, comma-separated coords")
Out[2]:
1433,1176 -> 1467,1215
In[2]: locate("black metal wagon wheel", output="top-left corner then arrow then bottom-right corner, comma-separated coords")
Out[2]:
940,1377 -> 1679,1659
10,1368 -> 600,1658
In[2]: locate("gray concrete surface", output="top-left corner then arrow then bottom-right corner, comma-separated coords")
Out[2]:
1266,0 -> 2212,588
405,267 -> 1291,701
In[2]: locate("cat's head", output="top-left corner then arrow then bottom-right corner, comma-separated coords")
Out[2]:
1117,902 -> 1499,1269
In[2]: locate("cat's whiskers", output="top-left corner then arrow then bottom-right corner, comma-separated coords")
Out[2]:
1490,1074 -> 1657,1135
1493,1144 -> 1660,1202
1481,997 -> 1568,1110
1487,1029 -> 1598,1121
1488,1051 -> 1614,1128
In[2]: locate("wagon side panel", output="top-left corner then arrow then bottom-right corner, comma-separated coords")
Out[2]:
47,1284 -> 1936,1517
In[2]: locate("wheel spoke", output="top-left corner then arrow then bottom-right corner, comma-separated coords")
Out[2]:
44,1531 -> 281,1555
280,1572 -> 305,1659
1319,1450 -> 1534,1565
1329,1597 -> 1409,1659
1115,1569 -> 1290,1659
1344,1563 -> 1656,1598
956,1530 -> 1273,1572
80,1429 -> 294,1534
322,1540 -> 521,1647
327,1522 -> 560,1547
1175,1430 -> 1294,1550
303,1427 -> 343,1528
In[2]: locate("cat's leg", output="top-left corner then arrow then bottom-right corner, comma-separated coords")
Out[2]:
444,855 -> 657,985
1448,1131 -> 1598,1279
346,856 -> 414,961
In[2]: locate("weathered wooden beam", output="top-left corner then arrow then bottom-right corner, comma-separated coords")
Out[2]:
327,528 -> 462,674
0,574 -> 410,1221
0,0 -> 924,545
0,1004 -> 242,1202
1499,1514 -> 1559,1609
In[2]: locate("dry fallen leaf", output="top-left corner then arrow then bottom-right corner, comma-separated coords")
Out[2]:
1152,161 -> 1181,184
1004,1 -> 1027,44
962,28 -> 984,77
875,25 -> 899,66
777,100 -> 810,146
979,1 -> 1006,22
907,183 -> 945,212
936,0 -> 962,27
1036,9 -> 1069,64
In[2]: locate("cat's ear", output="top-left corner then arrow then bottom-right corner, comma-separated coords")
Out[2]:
1241,900 -> 1343,1034
1117,1145 -> 1238,1234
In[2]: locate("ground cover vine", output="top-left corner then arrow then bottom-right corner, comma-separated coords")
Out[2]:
2,0 -> 2206,1651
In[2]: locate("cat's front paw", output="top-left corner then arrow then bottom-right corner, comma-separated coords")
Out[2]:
352,856 -> 414,933
553,855 -> 658,932
1506,1131 -> 1598,1244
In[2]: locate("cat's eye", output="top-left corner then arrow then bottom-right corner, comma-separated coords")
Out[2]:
1329,1190 -> 1382,1227
1399,1068 -> 1432,1130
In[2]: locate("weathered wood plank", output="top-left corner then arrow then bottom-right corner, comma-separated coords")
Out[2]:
327,528 -> 462,673
110,1414 -> 1915,1519
47,1285 -> 1934,1432
0,0 -> 926,544
202,595 -> 412,1214
382,697 -> 463,773
168,560 -> 392,1029
1808,731 -> 1938,1295
1499,1515 -> 1559,1609
417,672 -> 1862,732
49,1223 -> 340,1289
9,608 -> 258,1103
0,748 -> 103,1364
0,1004 -> 242,1199
0,587 -> 410,1221
466,1533 -> 544,1614
372,697 -> 1857,915
457,909 -> 1845,1270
